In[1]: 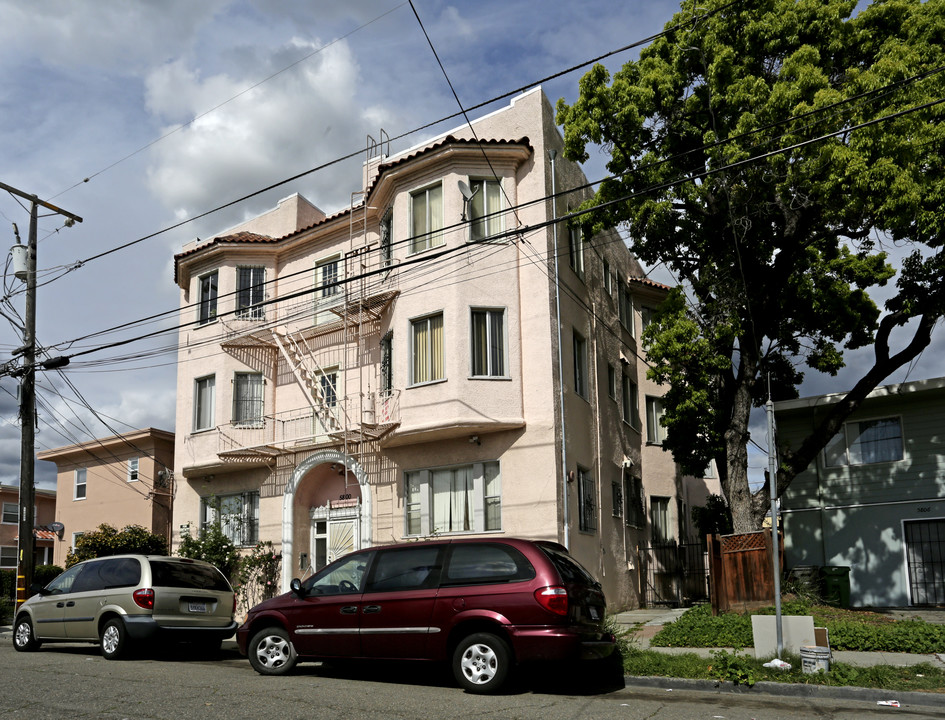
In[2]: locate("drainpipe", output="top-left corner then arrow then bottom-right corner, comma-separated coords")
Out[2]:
549,149 -> 569,550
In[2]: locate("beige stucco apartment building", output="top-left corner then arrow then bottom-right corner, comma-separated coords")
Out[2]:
36,428 -> 175,567
171,88 -> 716,610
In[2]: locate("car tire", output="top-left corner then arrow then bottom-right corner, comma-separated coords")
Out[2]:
248,627 -> 297,676
452,632 -> 511,694
13,616 -> 41,652
100,618 -> 129,660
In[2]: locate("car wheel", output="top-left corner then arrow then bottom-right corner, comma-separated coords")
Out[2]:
452,632 -> 511,694
13,616 -> 41,652
100,618 -> 129,660
248,627 -> 297,676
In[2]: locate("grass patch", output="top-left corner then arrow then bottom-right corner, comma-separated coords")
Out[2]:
650,601 -> 945,654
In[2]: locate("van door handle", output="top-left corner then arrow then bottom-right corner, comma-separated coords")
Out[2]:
56,602 -> 65,608
65,601 -> 75,607
363,605 -> 381,614
340,606 -> 358,615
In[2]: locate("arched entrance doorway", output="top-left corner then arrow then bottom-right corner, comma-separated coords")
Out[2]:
281,450 -> 370,592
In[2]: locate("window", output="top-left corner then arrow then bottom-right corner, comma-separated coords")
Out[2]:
622,375 -> 639,428
824,417 -> 904,467
380,331 -> 393,394
404,461 -> 501,536
612,478 -> 623,518
320,370 -> 337,408
74,468 -> 87,500
198,271 -> 218,325
236,266 -> 265,319
380,207 -> 393,268
317,257 -> 339,299
410,183 -> 443,253
568,226 -> 585,278
573,330 -> 588,399
367,546 -> 442,593
194,375 -> 216,432
470,308 -> 505,377
619,283 -> 633,334
624,471 -> 645,528
607,364 -> 617,400
127,458 -> 139,483
2,502 -> 16,524
603,258 -> 612,295
0,546 -> 16,569
645,396 -> 666,445
469,178 -> 503,242
577,466 -> 596,532
234,372 -> 264,426
410,313 -> 444,385
201,492 -> 259,546
641,306 -> 655,333
443,543 -> 534,585
651,496 -> 672,545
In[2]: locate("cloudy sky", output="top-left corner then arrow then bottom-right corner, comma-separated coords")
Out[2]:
0,0 -> 940,491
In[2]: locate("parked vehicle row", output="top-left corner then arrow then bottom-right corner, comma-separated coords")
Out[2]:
12,538 -> 616,694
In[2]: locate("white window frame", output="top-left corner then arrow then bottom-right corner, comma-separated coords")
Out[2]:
194,375 -> 216,432
824,416 -> 904,467
233,372 -> 264,427
603,257 -> 612,295
127,458 -> 139,483
470,307 -> 507,378
577,465 -> 596,533
622,375 -> 639,429
316,255 -> 341,300
409,183 -> 444,254
2,502 -> 17,525
198,271 -> 218,325
410,312 -> 444,386
236,266 -> 266,320
573,330 -> 588,399
201,492 -> 259,547
568,226 -> 585,279
651,495 -> 673,545
607,364 -> 617,401
645,396 -> 666,445
404,461 -> 501,536
468,177 -> 503,242
0,545 -> 16,569
74,468 -> 87,501
320,369 -> 338,408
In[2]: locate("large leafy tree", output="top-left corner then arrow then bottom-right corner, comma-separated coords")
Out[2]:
557,0 -> 945,531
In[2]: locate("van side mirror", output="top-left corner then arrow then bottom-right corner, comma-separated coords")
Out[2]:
29,583 -> 47,596
290,578 -> 304,597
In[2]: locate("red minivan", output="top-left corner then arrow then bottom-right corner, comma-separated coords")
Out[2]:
236,537 -> 616,693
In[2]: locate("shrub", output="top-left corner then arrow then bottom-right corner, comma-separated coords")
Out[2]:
67,523 -> 168,567
33,564 -> 64,586
177,524 -> 241,582
234,541 -> 282,614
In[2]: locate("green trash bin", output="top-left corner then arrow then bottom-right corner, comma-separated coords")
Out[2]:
822,566 -> 851,608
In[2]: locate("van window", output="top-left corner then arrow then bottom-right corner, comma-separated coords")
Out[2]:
365,546 -> 442,593
44,563 -> 85,595
539,545 -> 599,587
442,543 -> 535,586
303,552 -> 371,596
150,560 -> 231,591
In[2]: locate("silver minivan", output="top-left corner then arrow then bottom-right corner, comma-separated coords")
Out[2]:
13,555 -> 237,659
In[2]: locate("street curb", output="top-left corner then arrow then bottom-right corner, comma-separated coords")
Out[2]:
624,674 -> 944,709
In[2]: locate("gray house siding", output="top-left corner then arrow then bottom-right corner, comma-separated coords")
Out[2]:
776,378 -> 945,607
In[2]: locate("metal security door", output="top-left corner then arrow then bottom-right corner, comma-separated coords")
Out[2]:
905,519 -> 945,606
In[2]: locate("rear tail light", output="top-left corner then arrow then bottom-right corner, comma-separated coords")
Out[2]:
133,588 -> 155,610
534,586 -> 569,616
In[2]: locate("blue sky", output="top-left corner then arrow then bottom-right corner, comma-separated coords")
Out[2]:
0,0 -> 940,491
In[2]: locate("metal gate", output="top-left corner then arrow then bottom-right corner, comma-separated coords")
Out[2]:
905,519 -> 945,606
644,541 -> 710,607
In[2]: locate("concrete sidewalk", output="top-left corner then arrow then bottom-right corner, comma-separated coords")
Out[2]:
614,607 -> 945,669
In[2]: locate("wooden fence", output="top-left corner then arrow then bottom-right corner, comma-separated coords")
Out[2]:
707,531 -> 783,615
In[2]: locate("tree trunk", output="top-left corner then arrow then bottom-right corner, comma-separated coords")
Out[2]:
723,371 -> 756,534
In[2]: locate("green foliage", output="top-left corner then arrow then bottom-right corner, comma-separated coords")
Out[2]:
710,648 -> 756,686
691,494 -> 733,538
234,541 -> 282,613
0,596 -> 11,624
651,604 -> 753,648
66,524 -> 168,567
33,565 -> 64,586
556,0 -> 945,531
0,568 -> 14,600
177,524 -> 241,582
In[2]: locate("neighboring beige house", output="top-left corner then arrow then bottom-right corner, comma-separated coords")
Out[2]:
1,483 -> 57,570
171,87 -> 717,609
36,428 -> 175,567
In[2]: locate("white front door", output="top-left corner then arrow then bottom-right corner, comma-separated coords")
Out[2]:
311,502 -> 361,572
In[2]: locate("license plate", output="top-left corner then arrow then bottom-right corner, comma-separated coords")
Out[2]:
188,601 -> 207,613
588,606 -> 600,620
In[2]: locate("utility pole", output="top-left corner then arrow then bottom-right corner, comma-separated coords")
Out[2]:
2,180 -> 81,607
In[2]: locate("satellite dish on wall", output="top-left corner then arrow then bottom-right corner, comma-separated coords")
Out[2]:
458,180 -> 480,221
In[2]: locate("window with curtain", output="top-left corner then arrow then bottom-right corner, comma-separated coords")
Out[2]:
411,313 -> 444,385
198,271 -> 218,325
622,375 -> 639,428
236,267 -> 265,319
645,396 -> 666,444
201,492 -> 259,546
470,308 -> 505,377
824,416 -> 904,466
469,178 -> 502,242
404,461 -> 501,535
233,372 -> 264,426
194,375 -> 215,431
410,184 -> 443,253
578,466 -> 596,532
650,496 -> 672,545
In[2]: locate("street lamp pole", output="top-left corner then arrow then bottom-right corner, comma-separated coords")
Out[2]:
2,180 -> 81,607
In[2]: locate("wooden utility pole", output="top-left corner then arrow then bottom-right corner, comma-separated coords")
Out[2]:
1,180 -> 81,606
